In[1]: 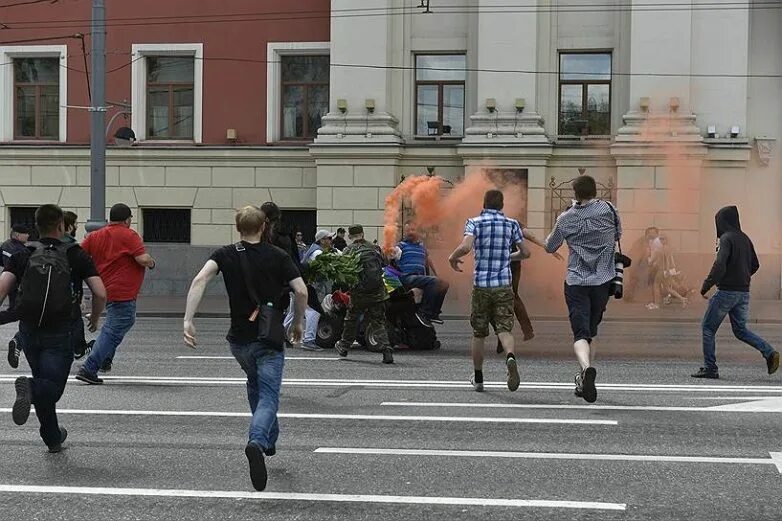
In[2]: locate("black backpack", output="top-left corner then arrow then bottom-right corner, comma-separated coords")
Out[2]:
353,244 -> 385,294
17,242 -> 75,327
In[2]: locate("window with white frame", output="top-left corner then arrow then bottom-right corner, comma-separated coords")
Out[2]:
131,44 -> 203,142
14,57 -> 60,139
558,52 -> 612,137
266,42 -> 329,143
0,45 -> 67,142
281,55 -> 329,140
415,54 -> 466,137
146,56 -> 195,139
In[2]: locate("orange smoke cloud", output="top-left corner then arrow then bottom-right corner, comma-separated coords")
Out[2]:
383,173 -> 499,252
382,172 -> 512,314
383,175 -> 442,252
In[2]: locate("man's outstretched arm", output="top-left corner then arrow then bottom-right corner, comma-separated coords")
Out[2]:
183,260 -> 219,348
448,235 -> 475,272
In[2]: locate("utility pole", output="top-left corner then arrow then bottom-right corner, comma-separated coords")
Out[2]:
85,0 -> 107,233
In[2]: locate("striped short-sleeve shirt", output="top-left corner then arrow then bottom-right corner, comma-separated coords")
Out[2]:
464,209 -> 523,288
397,240 -> 427,275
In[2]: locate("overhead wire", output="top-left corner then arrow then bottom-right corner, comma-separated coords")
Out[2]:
94,53 -> 782,79
0,1 -> 779,32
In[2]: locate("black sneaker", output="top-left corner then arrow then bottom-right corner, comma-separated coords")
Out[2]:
7,338 -> 20,369
48,427 -> 68,454
767,351 -> 780,375
382,348 -> 394,364
691,367 -> 719,379
75,368 -> 103,385
265,445 -> 276,457
12,376 -> 32,425
506,356 -> 520,392
334,342 -> 348,358
245,441 -> 268,491
429,314 -> 444,325
99,359 -> 112,373
581,367 -> 597,403
414,313 -> 433,329
74,340 -> 95,360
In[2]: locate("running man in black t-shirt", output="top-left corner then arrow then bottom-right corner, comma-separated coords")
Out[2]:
183,205 -> 307,492
0,205 -> 107,453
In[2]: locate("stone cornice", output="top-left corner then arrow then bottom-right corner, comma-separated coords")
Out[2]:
314,111 -> 403,145
462,111 -> 550,145
616,112 -> 703,143
0,146 -> 315,164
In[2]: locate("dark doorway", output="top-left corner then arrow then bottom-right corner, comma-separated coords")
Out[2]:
283,209 -> 317,244
8,207 -> 39,240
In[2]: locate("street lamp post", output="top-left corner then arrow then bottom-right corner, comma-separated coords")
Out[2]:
85,0 -> 107,233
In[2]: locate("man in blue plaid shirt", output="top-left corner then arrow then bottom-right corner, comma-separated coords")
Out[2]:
449,190 -> 529,392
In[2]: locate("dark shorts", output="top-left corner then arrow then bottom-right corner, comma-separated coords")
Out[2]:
564,282 -> 612,343
470,286 -> 515,338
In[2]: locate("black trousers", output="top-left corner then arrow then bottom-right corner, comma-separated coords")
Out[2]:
564,282 -> 612,343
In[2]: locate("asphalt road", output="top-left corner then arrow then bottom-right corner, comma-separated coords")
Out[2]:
0,318 -> 780,521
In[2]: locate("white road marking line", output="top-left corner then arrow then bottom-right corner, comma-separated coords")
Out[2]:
380,398 -> 782,414
1,375 -> 780,393
0,484 -> 626,511
770,453 -> 782,473
685,397 -> 773,401
279,413 -> 617,425
0,408 -> 617,425
175,356 -> 341,361
707,398 -> 782,412
314,447 -> 782,472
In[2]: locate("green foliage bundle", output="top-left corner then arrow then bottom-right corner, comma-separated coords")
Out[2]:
305,252 -> 361,288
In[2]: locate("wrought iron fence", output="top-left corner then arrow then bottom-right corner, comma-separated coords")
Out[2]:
549,176 -> 615,230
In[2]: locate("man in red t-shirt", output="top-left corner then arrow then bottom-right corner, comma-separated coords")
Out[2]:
76,203 -> 156,384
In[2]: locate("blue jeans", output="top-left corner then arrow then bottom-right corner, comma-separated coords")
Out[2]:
82,300 -> 137,375
702,290 -> 775,372
18,322 -> 73,448
230,341 -> 285,451
400,274 -> 449,319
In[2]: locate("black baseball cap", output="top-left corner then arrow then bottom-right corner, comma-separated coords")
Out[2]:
11,224 -> 30,234
109,203 -> 133,222
348,225 -> 364,237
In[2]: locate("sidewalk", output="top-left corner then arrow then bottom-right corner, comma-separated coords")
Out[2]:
136,295 -> 782,324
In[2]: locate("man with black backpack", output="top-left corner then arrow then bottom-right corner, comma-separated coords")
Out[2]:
0,204 -> 106,452
334,225 -> 393,364
184,205 -> 307,491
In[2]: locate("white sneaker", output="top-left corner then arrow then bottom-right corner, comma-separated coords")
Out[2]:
574,371 -> 584,397
470,374 -> 484,392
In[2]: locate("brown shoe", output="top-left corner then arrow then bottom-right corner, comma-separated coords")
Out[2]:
768,351 -> 779,375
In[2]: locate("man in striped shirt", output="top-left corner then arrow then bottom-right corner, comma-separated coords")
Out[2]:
449,190 -> 529,393
545,175 -> 620,403
397,222 -> 449,327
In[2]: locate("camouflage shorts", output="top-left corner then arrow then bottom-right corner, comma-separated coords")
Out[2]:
470,286 -> 515,338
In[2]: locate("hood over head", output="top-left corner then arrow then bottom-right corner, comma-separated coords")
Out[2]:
715,206 -> 741,237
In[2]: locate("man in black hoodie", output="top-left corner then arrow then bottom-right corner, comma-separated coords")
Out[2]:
692,206 -> 779,379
